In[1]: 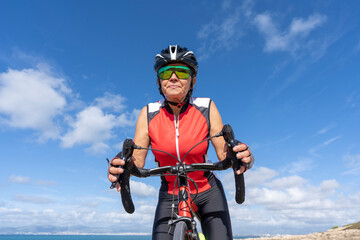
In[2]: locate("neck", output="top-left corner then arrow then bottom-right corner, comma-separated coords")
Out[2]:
170,104 -> 181,117
165,95 -> 190,117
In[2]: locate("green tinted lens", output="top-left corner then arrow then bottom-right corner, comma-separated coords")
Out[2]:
174,70 -> 190,79
158,70 -> 173,80
158,66 -> 191,80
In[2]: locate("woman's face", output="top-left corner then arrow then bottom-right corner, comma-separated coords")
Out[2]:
158,63 -> 196,102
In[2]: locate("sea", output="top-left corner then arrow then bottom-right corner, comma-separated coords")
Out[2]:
0,235 -> 260,240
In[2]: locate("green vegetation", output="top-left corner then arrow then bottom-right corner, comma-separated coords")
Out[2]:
330,221 -> 360,231
343,221 -> 360,230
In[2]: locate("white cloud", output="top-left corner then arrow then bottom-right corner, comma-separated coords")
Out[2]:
246,167 -> 279,187
0,193 -> 157,234
8,175 -> 57,186
13,194 -> 55,204
0,65 -> 70,140
196,2 -> 332,63
318,179 -> 339,194
197,18 -> 241,59
1,170 -> 359,235
345,91 -> 360,108
219,164 -> 359,235
226,175 -> 357,235
253,13 -> 327,54
0,51 -> 141,151
196,3 -> 249,59
94,92 -> 126,112
117,108 -> 141,127
130,180 -> 157,198
220,167 -> 278,198
342,153 -> 360,175
265,175 -> 306,189
286,157 -> 314,175
8,175 -> 30,184
251,135 -> 292,152
322,136 -> 341,146
316,123 -> 336,135
113,140 -> 125,151
246,176 -> 340,210
308,135 -> 341,157
0,56 -> 140,153
61,103 -> 140,153
86,142 -> 110,154
61,106 -> 117,148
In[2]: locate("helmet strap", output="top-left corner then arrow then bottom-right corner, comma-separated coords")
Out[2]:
157,78 -> 194,102
165,94 -> 190,109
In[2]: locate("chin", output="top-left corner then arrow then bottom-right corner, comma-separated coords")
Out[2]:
165,94 -> 185,101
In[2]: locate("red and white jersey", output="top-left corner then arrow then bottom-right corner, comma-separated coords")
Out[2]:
147,97 -> 214,194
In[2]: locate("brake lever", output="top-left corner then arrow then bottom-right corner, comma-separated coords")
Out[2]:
107,139 -> 136,213
222,124 -> 245,204
108,151 -> 124,189
107,139 -> 136,189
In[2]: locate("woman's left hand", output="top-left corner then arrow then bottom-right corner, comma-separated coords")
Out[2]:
232,143 -> 253,175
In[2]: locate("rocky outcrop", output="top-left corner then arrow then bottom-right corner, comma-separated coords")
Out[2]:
242,225 -> 360,240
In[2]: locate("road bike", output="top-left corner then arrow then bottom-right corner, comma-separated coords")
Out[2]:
108,124 -> 247,240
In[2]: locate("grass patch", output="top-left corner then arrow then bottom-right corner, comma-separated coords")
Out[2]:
343,221 -> 360,230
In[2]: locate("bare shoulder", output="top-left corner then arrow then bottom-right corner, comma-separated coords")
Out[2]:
209,100 -> 224,136
138,105 -> 148,121
133,105 -> 149,167
209,100 -> 226,160
135,106 -> 148,137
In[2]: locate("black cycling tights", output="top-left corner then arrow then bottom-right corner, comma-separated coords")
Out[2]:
152,178 -> 233,240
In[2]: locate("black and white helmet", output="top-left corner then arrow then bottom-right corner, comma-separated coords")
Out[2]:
154,45 -> 198,75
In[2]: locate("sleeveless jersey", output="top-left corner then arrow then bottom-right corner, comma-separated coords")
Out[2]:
147,97 -> 214,194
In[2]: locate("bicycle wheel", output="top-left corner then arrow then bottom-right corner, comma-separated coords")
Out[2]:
173,221 -> 191,240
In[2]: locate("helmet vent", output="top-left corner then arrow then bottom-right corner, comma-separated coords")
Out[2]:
154,45 -> 198,74
170,45 -> 177,60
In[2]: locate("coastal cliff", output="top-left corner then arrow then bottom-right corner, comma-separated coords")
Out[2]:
242,222 -> 360,240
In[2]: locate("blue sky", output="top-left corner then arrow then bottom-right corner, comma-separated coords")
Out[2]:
0,0 -> 360,236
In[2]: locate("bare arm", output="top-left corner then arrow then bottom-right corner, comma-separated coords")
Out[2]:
209,101 -> 227,161
108,105 -> 149,191
132,106 -> 150,168
209,100 -> 251,174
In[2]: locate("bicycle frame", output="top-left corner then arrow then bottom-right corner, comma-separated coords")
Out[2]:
108,124 -> 246,239
171,174 -> 200,239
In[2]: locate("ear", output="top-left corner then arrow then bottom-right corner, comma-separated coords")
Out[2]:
191,76 -> 196,88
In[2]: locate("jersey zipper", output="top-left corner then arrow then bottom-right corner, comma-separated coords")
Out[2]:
174,114 -> 181,162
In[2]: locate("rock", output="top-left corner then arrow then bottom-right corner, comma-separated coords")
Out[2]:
241,228 -> 360,240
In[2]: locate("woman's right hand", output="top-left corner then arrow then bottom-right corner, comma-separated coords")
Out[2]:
108,157 -> 126,191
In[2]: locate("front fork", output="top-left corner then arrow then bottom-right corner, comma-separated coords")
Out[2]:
176,175 -> 200,239
178,175 -> 198,218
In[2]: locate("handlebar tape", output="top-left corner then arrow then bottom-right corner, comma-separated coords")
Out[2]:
108,139 -> 136,213
120,167 -> 135,214
222,124 -> 246,204
120,139 -> 135,213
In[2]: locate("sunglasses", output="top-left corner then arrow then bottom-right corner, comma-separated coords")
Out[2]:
158,66 -> 192,80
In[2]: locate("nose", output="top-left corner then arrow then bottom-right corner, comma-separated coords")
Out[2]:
169,72 -> 178,81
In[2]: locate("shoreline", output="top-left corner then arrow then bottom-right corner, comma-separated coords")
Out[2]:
241,227 -> 360,240
1,223 -> 359,239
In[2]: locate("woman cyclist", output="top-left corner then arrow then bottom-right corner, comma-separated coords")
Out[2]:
108,45 -> 254,240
